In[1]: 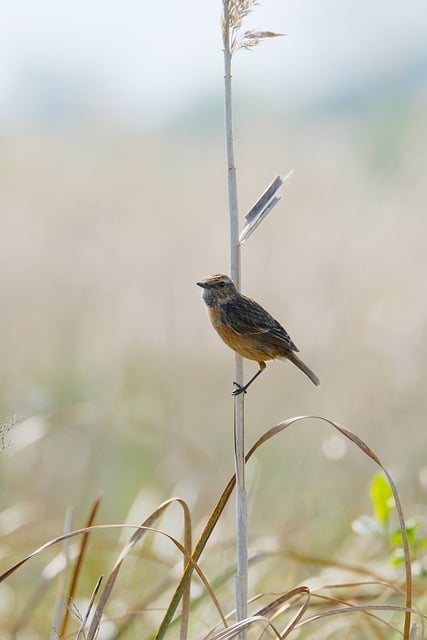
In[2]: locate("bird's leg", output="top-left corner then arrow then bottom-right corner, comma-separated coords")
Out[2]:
232,362 -> 266,396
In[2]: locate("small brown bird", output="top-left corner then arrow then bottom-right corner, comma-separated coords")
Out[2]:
197,274 -> 319,395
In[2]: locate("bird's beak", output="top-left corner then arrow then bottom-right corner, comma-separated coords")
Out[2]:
196,281 -> 208,288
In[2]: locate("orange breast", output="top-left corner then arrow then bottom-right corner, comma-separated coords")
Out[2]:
207,307 -> 278,362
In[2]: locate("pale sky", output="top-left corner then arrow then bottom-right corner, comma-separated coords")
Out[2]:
0,1 -> 426,127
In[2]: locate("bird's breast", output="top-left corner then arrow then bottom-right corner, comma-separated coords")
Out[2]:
206,306 -> 274,362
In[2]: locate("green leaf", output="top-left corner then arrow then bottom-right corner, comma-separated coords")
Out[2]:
390,519 -> 418,548
370,473 -> 394,524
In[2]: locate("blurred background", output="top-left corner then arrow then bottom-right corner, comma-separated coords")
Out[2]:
1,0 -> 427,624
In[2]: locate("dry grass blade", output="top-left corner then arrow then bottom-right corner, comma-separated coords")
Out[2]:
180,501 -> 193,640
296,591 -> 412,636
87,497 -> 195,640
76,575 -> 103,640
321,420 -> 412,639
254,586 -> 311,638
288,550 -> 405,586
59,496 -> 102,639
295,603 -> 426,634
209,615 -> 282,640
246,416 -> 412,640
239,30 -> 284,50
239,174 -> 291,244
0,528 -> 93,583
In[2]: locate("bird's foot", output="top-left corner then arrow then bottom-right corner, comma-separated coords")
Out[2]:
232,382 -> 247,396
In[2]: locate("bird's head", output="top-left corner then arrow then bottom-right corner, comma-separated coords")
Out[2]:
197,274 -> 237,306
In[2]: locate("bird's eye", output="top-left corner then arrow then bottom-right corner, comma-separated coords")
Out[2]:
219,281 -> 226,288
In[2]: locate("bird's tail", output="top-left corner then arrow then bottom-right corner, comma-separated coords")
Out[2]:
287,352 -> 320,386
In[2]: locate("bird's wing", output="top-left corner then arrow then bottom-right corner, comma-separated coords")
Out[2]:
223,297 -> 299,351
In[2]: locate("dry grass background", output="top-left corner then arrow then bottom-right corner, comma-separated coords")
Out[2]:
1,97 -> 427,635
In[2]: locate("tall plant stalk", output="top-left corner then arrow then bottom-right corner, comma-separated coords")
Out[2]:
222,3 -> 247,630
222,2 -> 282,633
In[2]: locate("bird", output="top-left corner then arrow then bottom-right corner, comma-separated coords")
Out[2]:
197,274 -> 319,395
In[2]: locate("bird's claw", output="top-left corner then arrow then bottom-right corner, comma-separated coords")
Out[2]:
232,382 -> 247,396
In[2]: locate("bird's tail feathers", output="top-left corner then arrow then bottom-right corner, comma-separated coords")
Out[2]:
286,352 -> 320,386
